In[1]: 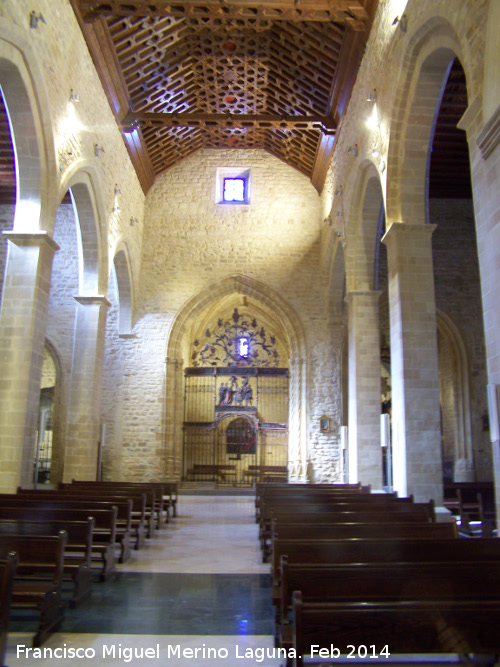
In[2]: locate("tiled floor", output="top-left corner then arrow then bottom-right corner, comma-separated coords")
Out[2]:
6,495 -> 285,666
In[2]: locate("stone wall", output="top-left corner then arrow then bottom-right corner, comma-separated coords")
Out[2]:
100,148 -> 343,481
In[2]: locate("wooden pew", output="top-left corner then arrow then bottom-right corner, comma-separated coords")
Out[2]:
256,491 -> 414,523
276,537 -> 500,607
261,506 -> 436,558
67,481 -> 174,526
0,532 -> 67,647
0,500 -> 118,580
255,483 -> 371,516
271,520 -> 459,579
17,488 -> 143,549
0,552 -> 17,667
0,517 -> 93,606
277,559 -> 500,648
292,592 -> 500,666
58,484 -> 157,535
162,482 -> 178,518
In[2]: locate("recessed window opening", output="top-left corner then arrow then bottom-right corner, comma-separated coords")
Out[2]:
216,167 -> 250,205
224,177 -> 245,202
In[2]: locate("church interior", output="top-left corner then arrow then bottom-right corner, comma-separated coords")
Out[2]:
1,0 -> 500,663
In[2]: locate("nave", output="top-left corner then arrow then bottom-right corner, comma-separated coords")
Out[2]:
6,495 -> 284,666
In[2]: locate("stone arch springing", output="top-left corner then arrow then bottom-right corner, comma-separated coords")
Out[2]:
164,274 -> 308,481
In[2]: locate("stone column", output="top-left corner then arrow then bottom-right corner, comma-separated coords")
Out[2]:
382,223 -> 443,504
62,295 -> 110,481
345,290 -> 383,490
0,232 -> 59,491
288,356 -> 308,481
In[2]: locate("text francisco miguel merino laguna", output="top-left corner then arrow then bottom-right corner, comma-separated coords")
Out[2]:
16,643 -> 298,662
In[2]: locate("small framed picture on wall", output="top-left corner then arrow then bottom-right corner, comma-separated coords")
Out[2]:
320,416 -> 330,432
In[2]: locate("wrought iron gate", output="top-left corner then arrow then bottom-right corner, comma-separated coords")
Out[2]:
183,368 -> 289,486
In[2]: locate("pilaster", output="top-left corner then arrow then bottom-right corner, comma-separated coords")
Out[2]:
288,356 -> 308,482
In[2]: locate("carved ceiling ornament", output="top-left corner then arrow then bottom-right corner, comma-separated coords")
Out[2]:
191,307 -> 281,367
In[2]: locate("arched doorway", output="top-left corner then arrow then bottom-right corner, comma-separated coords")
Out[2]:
182,304 -> 289,487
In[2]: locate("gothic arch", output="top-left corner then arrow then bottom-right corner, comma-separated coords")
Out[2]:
164,274 -> 309,481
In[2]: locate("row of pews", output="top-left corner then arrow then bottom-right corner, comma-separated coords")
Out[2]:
0,480 -> 178,658
256,482 -> 500,667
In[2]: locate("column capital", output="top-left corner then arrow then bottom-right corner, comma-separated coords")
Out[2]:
165,357 -> 183,367
73,295 -> 111,308
2,231 -> 60,253
382,222 -> 436,247
344,290 -> 382,304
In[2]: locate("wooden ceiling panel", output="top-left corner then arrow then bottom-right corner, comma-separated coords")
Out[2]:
71,0 -> 377,190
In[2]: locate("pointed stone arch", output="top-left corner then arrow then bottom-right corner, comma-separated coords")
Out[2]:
164,274 -> 309,481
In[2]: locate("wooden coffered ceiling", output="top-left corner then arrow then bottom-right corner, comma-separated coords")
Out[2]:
70,0 -> 378,193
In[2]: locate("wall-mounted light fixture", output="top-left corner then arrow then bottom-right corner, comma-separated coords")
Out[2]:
94,144 -> 105,157
367,89 -> 377,103
130,217 -> 139,226
69,89 -> 80,103
334,185 -> 343,197
392,14 -> 407,33
30,11 -> 46,29
372,149 -> 386,172
347,144 -> 358,157
114,184 -> 122,196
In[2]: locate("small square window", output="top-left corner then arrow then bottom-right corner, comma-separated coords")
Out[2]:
216,168 -> 250,205
223,178 -> 245,202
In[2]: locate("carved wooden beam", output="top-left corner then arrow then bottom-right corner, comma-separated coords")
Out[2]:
76,0 -> 369,28
122,110 -> 336,134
